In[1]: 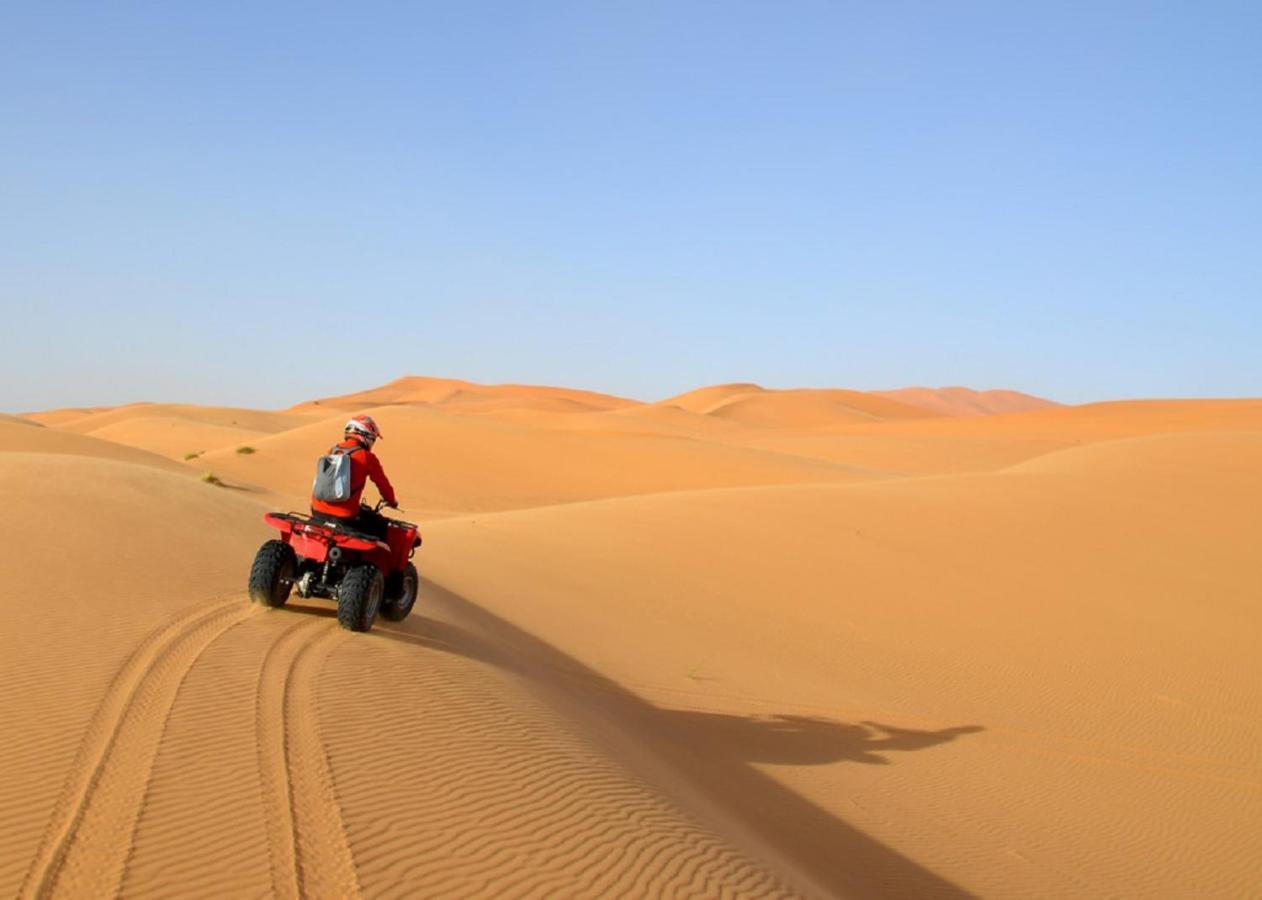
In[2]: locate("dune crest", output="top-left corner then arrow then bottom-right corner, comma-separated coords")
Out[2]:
660,382 -> 767,412
875,386 -> 1059,416
289,374 -> 641,415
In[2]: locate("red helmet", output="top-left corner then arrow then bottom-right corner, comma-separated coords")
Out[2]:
345,415 -> 382,446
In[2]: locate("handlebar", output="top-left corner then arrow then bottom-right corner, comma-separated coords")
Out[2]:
373,498 -> 404,514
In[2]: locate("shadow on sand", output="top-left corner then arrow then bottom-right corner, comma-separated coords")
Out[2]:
655,711 -> 983,768
349,583 -> 982,899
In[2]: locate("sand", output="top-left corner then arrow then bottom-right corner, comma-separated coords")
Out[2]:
660,385 -> 936,427
873,387 -> 1060,417
288,375 -> 639,415
3,379 -> 1259,898
0,418 -> 191,473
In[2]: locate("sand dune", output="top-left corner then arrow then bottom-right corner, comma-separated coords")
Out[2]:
729,430 -> 1073,475
0,413 -> 42,428
195,404 -> 884,515
704,389 -> 936,428
4,378 -> 1260,897
434,401 -> 760,442
853,397 -> 1262,441
662,385 -> 935,428
0,418 -> 190,473
661,382 -> 768,413
290,375 -> 639,415
0,449 -> 806,898
27,403 -> 327,463
875,386 -> 1059,417
52,403 -> 317,436
0,453 -> 268,896
20,407 -> 115,427
83,417 -> 269,460
424,431 -> 1262,897
734,398 -> 1262,479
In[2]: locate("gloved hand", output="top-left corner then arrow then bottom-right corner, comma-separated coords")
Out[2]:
386,500 -> 399,509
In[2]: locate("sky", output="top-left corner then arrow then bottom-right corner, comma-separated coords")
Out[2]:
2,1 -> 1259,411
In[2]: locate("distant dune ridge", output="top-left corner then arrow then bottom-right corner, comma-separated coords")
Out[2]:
659,382 -> 1057,421
286,374 -> 640,415
660,384 -> 937,428
3,375 -> 1260,897
873,386 -> 1060,417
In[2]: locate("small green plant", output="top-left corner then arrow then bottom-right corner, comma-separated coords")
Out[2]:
236,446 -> 256,455
201,472 -> 223,486
183,450 -> 204,461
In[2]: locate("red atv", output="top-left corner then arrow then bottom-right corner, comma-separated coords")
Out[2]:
247,499 -> 421,632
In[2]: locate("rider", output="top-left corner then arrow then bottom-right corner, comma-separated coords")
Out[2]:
310,415 -> 398,539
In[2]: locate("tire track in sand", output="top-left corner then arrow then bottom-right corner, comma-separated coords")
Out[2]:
18,597 -> 254,899
320,631 -> 799,899
255,617 -> 360,899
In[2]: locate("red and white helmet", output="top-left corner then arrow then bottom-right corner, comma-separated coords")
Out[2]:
345,415 -> 382,446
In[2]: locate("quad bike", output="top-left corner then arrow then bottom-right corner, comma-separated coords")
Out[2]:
248,499 -> 422,632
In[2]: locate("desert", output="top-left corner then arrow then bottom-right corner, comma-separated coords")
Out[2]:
6,5 -> 1259,896
2,377 -> 1258,898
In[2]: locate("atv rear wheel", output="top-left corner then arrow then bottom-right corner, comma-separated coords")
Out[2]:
381,563 -> 419,622
249,540 -> 296,608
338,565 -> 384,632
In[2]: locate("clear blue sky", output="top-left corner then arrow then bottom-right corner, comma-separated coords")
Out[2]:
3,1 -> 1259,411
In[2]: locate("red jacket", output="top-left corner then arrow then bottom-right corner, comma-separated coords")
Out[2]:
311,438 -> 398,518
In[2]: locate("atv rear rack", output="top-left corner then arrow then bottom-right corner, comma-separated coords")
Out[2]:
265,511 -> 382,544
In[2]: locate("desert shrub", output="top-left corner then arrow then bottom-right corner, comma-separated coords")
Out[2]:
236,446 -> 256,455
201,472 -> 223,486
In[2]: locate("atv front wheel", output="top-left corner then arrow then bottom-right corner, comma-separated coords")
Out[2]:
338,565 -> 384,632
249,540 -> 296,608
381,563 -> 419,622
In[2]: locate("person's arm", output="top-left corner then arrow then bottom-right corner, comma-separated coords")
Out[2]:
366,452 -> 398,506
